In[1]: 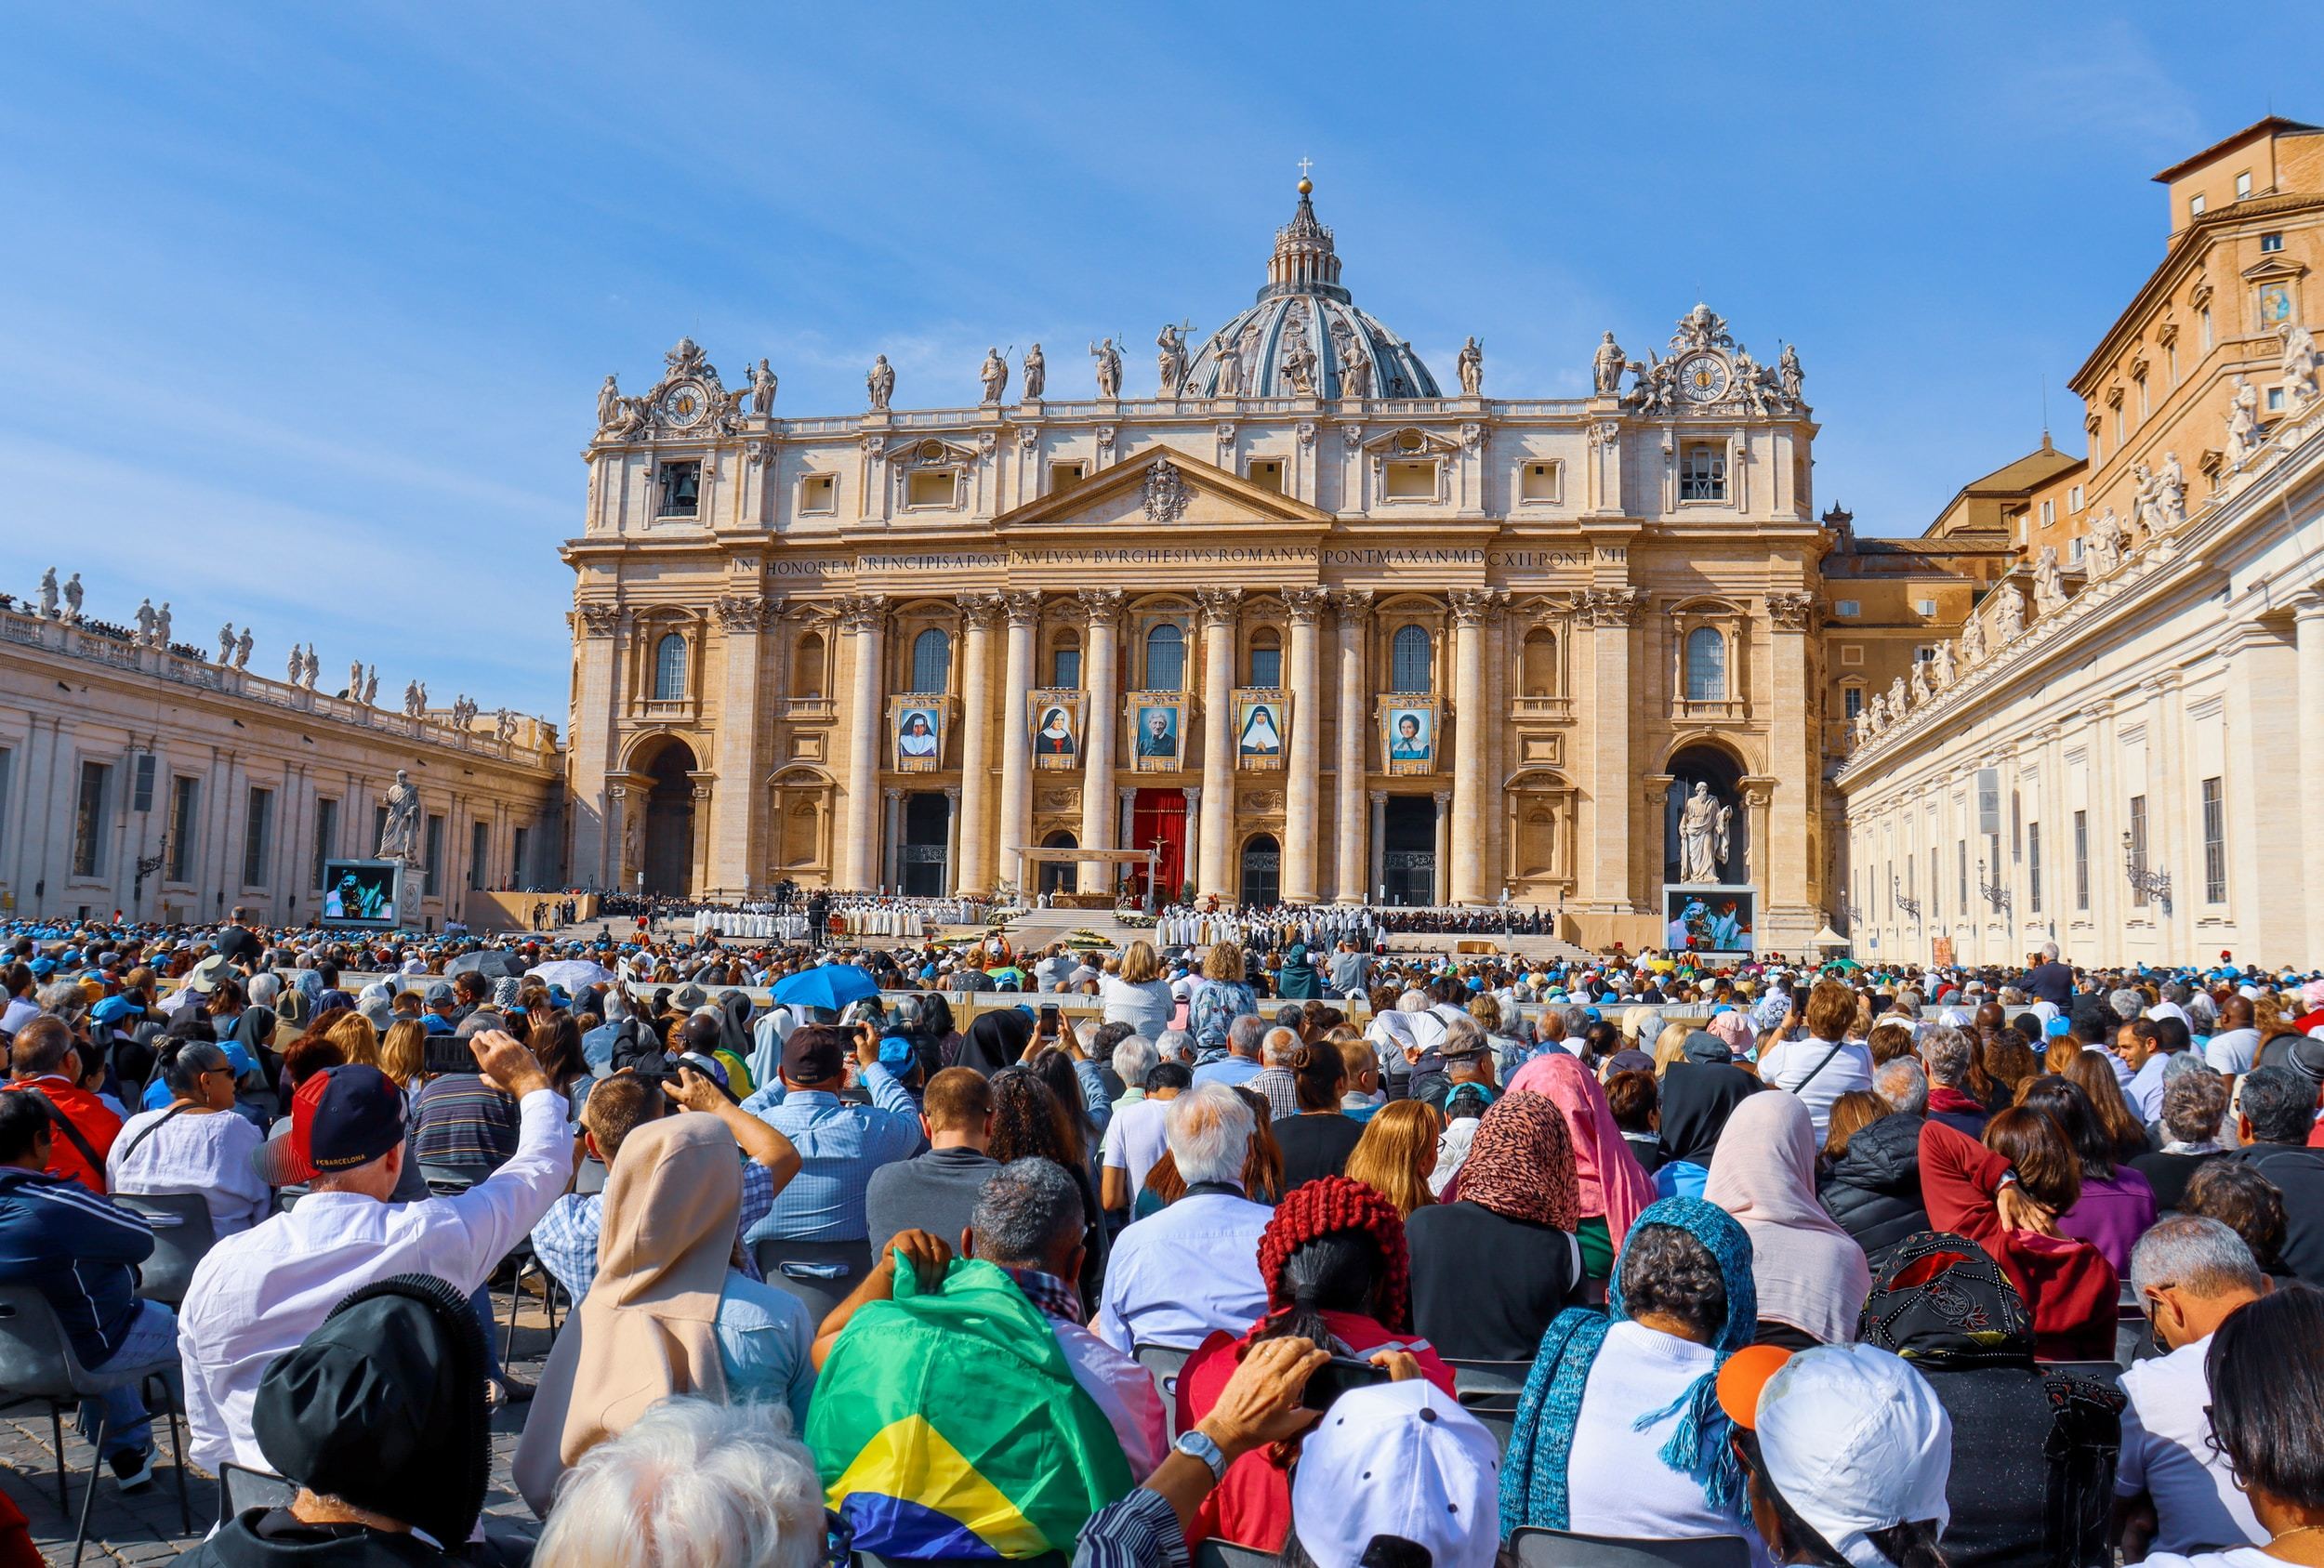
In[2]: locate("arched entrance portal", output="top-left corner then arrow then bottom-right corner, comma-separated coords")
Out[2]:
1663,744 -> 1748,886
1239,835 -> 1281,907
640,740 -> 699,897
1381,797 -> 1438,905
1037,830 -> 1078,897
900,792 -> 951,897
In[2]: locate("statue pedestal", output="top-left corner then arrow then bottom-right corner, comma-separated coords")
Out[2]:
1659,882 -> 1759,957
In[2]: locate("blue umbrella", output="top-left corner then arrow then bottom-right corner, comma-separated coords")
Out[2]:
772,963 -> 881,1013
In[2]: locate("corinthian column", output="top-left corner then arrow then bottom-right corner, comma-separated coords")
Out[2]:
1333,589 -> 1372,903
1195,587 -> 1242,899
997,590 -> 1042,893
1448,588 -> 1494,904
1282,587 -> 1328,904
2299,595 -> 2324,960
954,594 -> 1001,895
838,593 -> 888,889
1077,588 -> 1124,893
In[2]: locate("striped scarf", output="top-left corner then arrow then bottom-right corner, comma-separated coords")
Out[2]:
1498,1195 -> 1758,1537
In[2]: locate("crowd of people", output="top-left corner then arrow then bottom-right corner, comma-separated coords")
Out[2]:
3,911 -> 2324,1568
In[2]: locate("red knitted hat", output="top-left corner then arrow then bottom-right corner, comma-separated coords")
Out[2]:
1253,1175 -> 1413,1333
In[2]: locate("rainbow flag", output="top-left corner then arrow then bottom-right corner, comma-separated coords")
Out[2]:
807,1257 -> 1133,1560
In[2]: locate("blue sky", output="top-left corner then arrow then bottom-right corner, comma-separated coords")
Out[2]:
3,3 -> 2317,721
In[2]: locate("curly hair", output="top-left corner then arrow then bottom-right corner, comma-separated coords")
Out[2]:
986,1066 -> 1079,1169
1618,1222 -> 1727,1342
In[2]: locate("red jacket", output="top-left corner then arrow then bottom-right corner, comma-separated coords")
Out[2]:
1918,1118 -> 2117,1361
0,1078 -> 121,1193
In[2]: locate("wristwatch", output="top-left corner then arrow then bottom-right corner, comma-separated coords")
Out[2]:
1171,1428 -> 1226,1482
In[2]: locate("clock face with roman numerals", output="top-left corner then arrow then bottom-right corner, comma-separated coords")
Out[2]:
658,382 -> 709,427
1678,353 -> 1730,403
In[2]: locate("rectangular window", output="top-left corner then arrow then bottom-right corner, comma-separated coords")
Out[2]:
72,761 -> 112,878
424,815 -> 444,897
2167,343 -> 2178,385
1519,461 -> 1561,503
2028,822 -> 2042,913
2128,795 -> 2149,909
2114,407 -> 2124,446
1843,686 -> 1863,718
1958,839 -> 1968,911
242,786 -> 272,889
311,797 -> 338,890
469,820 -> 490,889
2267,387 -> 2287,413
2070,536 -> 2085,563
2189,193 -> 2207,217
2202,777 -> 2226,903
799,473 -> 837,513
655,459 -> 700,517
168,777 -> 199,882
1249,645 -> 1283,687
1384,460 -> 1436,500
2138,380 -> 2149,420
2261,231 -> 2284,254
1048,462 -> 1086,492
1680,445 -> 1726,501
2040,500 -> 2056,527
2236,170 -> 2253,199
2201,309 -> 2213,352
1834,600 -> 1861,619
2073,810 -> 2090,911
511,825 -> 530,888
1247,458 -> 1285,493
905,469 -> 956,507
130,753 -> 156,813
1052,646 -> 1081,687
2069,484 -> 2084,511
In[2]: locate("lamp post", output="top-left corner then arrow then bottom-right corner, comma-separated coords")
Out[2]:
2121,832 -> 2172,912
1975,858 -> 2013,915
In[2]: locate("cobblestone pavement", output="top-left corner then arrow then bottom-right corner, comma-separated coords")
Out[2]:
5,1284 -> 561,1563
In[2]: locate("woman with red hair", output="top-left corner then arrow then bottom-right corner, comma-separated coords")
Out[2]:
1173,1176 -> 1456,1550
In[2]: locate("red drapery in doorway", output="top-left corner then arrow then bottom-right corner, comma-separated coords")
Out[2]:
1130,789 -> 1188,902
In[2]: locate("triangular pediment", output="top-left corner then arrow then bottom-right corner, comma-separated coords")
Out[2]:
991,445 -> 1332,532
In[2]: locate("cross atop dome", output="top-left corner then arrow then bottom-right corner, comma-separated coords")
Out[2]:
1266,166 -> 1344,304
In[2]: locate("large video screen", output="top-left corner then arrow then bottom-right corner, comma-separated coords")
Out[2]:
321,860 -> 402,928
1662,887 -> 1755,954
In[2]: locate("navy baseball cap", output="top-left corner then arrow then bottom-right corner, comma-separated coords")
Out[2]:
255,1064 -> 407,1185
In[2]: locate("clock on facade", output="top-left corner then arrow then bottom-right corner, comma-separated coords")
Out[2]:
659,382 -> 708,427
1678,353 -> 1730,403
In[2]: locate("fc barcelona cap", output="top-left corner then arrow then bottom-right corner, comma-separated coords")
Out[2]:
253,1065 -> 406,1186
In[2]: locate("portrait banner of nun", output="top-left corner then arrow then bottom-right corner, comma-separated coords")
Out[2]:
1233,688 -> 1288,771
888,697 -> 945,773
1128,692 -> 1184,772
1027,688 -> 1082,771
1381,697 -> 1437,775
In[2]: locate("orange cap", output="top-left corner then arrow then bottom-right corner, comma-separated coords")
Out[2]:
1716,1344 -> 1795,1430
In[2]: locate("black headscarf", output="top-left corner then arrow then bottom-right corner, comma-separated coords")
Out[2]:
954,1008 -> 1034,1076
1855,1230 -> 2033,1367
1655,1061 -> 1758,1167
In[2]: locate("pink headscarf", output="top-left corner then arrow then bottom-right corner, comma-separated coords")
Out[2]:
1504,1050 -> 1656,1248
1702,1090 -> 1872,1345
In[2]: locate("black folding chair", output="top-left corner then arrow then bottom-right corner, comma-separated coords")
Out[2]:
1508,1527 -> 1752,1568
751,1237 -> 874,1325
114,1192 -> 218,1308
217,1462 -> 297,1529
1133,1343 -> 1191,1438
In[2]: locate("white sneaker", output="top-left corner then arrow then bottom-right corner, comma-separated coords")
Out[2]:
108,1443 -> 155,1492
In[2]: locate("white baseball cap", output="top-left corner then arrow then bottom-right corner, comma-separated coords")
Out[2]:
1753,1345 -> 1952,1568
1287,1378 -> 1499,1568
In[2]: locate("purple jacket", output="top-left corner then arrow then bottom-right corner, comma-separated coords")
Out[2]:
2057,1167 -> 2158,1276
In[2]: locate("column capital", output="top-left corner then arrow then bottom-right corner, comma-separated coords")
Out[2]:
714,593 -> 783,632
1183,785 -> 1202,806
1432,790 -> 1452,805
1368,790 -> 1387,805
1194,587 -> 1243,625
1329,586 -> 1375,622
1283,586 -> 1332,624
1447,587 -> 1501,626
1000,589 -> 1044,626
957,591 -> 1005,628
883,786 -> 904,803
1076,586 -> 1126,623
835,593 -> 889,632
1764,590 -> 1818,631
942,785 -> 960,801
1117,786 -> 1137,807
1578,586 -> 1644,627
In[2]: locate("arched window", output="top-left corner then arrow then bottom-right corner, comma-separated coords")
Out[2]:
653,632 -> 688,701
1390,625 -> 1433,693
1248,628 -> 1282,688
1521,629 -> 1557,697
791,632 -> 825,699
1145,623 -> 1185,691
1684,626 -> 1726,702
909,627 -> 950,693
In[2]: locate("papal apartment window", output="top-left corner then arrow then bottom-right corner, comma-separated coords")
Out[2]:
2027,822 -> 2043,913
655,459 -> 700,517
1520,461 -> 1561,503
1681,444 -> 1726,501
1843,686 -> 1863,719
2236,170 -> 2253,200
799,473 -> 837,513
1247,458 -> 1285,493
2069,484 -> 2084,511
242,786 -> 272,889
2202,776 -> 2226,903
2070,536 -> 2085,563
72,760 -> 112,878
1834,600 -> 1861,619
2128,795 -> 2150,909
2189,193 -> 2207,218
2261,231 -> 2284,254
2073,810 -> 2090,911
168,776 -> 199,883
2201,309 -> 2213,352
1917,646 -> 1937,664
2268,387 -> 2286,413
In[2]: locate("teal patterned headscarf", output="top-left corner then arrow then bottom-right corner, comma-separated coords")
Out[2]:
1498,1195 -> 1758,1537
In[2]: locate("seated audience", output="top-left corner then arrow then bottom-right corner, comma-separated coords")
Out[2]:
1707,1089 -> 1873,1347
1097,1084 -> 1271,1351
866,1065 -> 999,1258
1408,1091 -> 1586,1360
2016,1075 -> 2158,1275
1500,1196 -> 1761,1547
1099,1061 -> 1187,1214
2226,1065 -> 2324,1285
1921,1024 -> 1992,1137
1506,1048 -> 1657,1280
182,1273 -> 489,1567
1271,1044 -> 1363,1191
1816,1089 -> 1927,1274
107,1036 -> 270,1237
1757,979 -> 1875,1142
1855,1231 -> 2124,1568
2133,1069 -> 2234,1212
2182,1160 -> 2293,1278
4,1015 -> 121,1191
2116,1216 -> 2270,1561
1605,1068 -> 1663,1175
1177,1176 -> 1454,1549
1340,1099 -> 1439,1218
533,1397 -> 826,1568
1652,1057 -> 1759,1199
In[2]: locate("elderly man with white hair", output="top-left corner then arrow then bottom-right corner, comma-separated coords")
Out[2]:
1152,1028 -> 1196,1065
1095,1083 -> 1270,1351
1873,1056 -> 1929,1117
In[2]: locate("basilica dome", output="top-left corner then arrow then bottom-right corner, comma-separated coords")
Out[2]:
1176,178 -> 1440,402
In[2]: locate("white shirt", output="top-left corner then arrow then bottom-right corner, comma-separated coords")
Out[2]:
1757,1035 -> 1874,1144
0,997 -> 37,1037
1100,1097 -> 1173,1198
2117,1332 -> 2264,1556
178,1087 -> 570,1471
1052,1317 -> 1167,1482
1100,977 -> 1175,1039
1095,1190 -> 1270,1352
2204,1029 -> 2261,1075
1566,1321 -> 1772,1567
2133,1549 -> 2274,1568
107,1106 -> 271,1238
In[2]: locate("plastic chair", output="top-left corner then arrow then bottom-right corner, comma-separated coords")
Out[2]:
113,1192 -> 218,1308
574,1156 -> 609,1196
0,1284 -> 191,1563
751,1237 -> 874,1324
1134,1343 -> 1191,1438
1195,1542 -> 1276,1568
1446,1356 -> 1531,1404
1508,1527 -> 1752,1568
218,1461 -> 297,1528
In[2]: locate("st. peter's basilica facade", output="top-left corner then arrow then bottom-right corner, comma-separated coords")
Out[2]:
563,178 -> 1830,953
